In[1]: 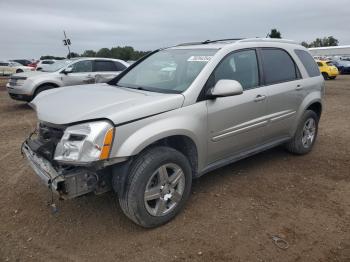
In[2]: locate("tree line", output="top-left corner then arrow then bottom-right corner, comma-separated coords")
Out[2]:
40,31 -> 340,60
267,28 -> 339,48
40,46 -> 150,61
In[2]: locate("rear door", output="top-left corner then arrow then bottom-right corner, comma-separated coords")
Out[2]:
206,49 -> 269,164
93,60 -> 126,83
258,48 -> 304,142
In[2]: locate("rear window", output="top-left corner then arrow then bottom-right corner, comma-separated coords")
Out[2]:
94,61 -> 118,72
260,48 -> 298,85
295,50 -> 320,77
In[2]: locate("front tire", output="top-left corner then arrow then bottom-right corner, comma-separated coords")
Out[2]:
118,146 -> 192,228
322,72 -> 329,80
16,69 -> 23,73
286,110 -> 319,155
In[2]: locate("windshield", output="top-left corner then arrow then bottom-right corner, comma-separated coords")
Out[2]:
42,60 -> 72,72
116,49 -> 218,93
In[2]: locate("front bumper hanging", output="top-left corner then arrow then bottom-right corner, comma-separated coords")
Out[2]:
22,142 -> 110,199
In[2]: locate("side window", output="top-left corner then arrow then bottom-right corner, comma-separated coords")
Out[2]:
94,61 -> 118,72
114,62 -> 127,71
260,48 -> 298,85
69,60 -> 93,73
294,49 -> 321,77
213,49 -> 259,90
317,62 -> 323,67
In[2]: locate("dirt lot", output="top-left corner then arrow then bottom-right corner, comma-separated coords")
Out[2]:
0,77 -> 9,89
0,76 -> 349,262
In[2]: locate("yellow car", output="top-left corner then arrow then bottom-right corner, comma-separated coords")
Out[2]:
316,60 -> 339,80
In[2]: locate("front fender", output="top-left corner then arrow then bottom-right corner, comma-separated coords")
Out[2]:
111,102 -> 208,170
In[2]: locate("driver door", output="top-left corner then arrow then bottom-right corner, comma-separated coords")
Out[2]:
62,60 -> 95,86
206,49 -> 269,164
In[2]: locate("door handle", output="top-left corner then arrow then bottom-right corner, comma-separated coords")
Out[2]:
254,94 -> 266,102
296,84 -> 303,91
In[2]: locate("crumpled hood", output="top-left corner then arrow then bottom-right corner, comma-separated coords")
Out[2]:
30,83 -> 185,125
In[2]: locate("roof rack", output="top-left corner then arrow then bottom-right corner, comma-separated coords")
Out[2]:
237,38 -> 299,45
176,38 -> 243,46
176,38 -> 299,47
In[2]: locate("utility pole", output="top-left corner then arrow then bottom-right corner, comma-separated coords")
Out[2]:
63,30 -> 71,58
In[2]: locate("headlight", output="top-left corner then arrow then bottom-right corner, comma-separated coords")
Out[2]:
54,121 -> 114,163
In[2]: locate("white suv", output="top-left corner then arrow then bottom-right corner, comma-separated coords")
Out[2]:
7,58 -> 129,101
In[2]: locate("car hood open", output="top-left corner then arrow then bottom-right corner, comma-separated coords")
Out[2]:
30,83 -> 185,125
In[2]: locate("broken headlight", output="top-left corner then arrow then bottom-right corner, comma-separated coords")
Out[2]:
54,121 -> 114,163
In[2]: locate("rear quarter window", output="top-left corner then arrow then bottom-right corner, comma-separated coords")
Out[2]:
295,50 -> 321,77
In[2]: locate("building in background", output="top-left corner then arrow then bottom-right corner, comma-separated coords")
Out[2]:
309,45 -> 350,57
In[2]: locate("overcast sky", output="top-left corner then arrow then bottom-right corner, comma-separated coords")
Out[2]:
0,0 -> 349,60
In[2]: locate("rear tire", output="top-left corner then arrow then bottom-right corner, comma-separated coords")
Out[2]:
285,110 -> 319,155
322,72 -> 329,80
118,146 -> 192,228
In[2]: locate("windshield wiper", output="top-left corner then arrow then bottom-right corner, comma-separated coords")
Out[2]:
116,84 -> 151,92
116,84 -> 181,94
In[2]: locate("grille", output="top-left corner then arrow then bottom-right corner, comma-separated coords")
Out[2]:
38,123 -> 64,142
26,123 -> 65,161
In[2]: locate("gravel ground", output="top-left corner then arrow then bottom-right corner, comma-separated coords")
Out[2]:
0,76 -> 349,262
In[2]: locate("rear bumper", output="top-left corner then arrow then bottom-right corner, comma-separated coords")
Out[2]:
7,83 -> 33,101
8,92 -> 33,102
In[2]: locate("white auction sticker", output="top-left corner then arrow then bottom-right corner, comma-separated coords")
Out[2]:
187,56 -> 213,62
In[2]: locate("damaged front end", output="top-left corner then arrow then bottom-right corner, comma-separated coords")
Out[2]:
22,122 -> 113,199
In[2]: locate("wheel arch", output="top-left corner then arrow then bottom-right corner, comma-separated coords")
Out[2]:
292,94 -> 323,136
33,82 -> 60,96
141,135 -> 199,177
119,132 -> 199,178
306,101 -> 322,119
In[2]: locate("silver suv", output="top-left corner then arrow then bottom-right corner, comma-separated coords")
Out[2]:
22,38 -> 324,227
7,58 -> 129,101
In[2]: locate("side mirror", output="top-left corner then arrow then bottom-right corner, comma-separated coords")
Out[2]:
62,67 -> 73,74
207,79 -> 243,99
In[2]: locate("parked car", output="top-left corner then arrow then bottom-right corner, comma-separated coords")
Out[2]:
28,60 -> 39,69
7,58 -> 129,101
10,59 -> 32,66
316,60 -> 339,79
35,59 -> 56,71
0,61 -> 34,76
22,38 -> 324,227
331,59 -> 350,74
